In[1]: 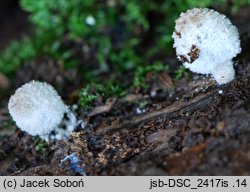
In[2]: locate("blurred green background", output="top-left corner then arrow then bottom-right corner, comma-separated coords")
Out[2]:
0,0 -> 249,107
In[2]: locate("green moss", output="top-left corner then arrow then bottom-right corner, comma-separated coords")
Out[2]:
0,0 -> 249,108
133,61 -> 165,89
78,85 -> 99,109
35,137 -> 48,154
78,80 -> 126,109
174,66 -> 190,81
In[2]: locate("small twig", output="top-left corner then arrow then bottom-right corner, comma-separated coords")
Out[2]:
89,98 -> 116,117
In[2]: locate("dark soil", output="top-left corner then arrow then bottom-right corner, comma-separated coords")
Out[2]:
0,0 -> 29,50
0,4 -> 250,176
1,41 -> 249,175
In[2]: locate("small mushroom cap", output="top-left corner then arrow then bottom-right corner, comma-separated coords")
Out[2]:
8,81 -> 68,138
172,8 -> 241,84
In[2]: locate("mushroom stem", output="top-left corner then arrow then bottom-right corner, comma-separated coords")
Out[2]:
212,61 -> 235,85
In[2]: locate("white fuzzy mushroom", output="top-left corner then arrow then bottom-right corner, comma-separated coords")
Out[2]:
8,81 -> 73,140
172,8 -> 241,85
